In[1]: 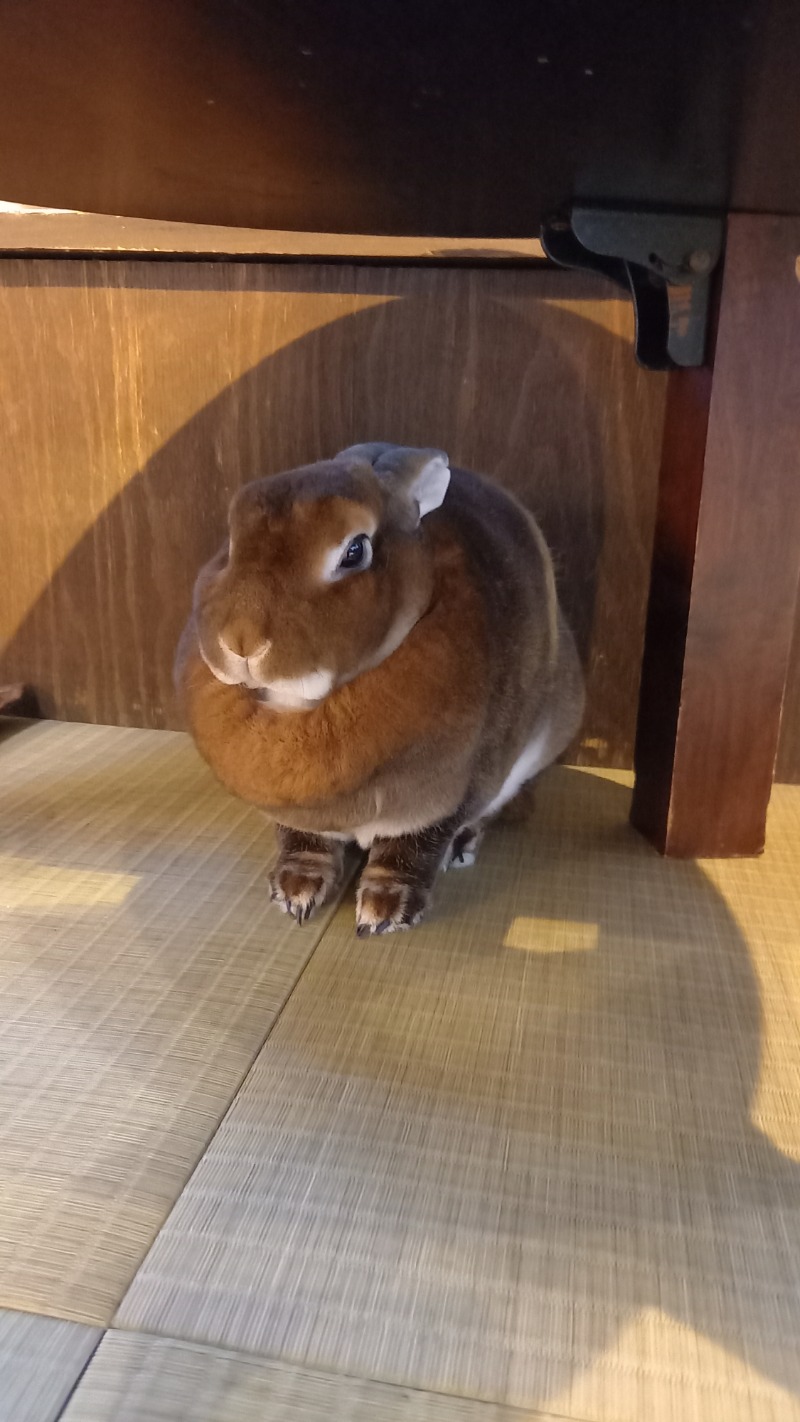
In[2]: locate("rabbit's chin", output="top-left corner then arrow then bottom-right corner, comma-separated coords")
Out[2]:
247,668 -> 336,712
250,608 -> 426,713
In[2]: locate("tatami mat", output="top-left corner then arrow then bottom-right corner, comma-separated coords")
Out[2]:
117,768 -> 800,1422
0,721 -> 343,1325
61,1331 -> 562,1421
3,721 -> 800,1422
0,1309 -> 99,1422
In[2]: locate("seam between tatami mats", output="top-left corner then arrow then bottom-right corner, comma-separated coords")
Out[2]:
52,1329 -> 106,1422
0,905 -> 338,1335
108,880 -> 357,1330
53,1319 -> 601,1422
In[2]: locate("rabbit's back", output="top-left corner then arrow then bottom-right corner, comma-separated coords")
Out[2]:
429,466 -> 582,818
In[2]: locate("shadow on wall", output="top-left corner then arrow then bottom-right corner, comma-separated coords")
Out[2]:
0,276 -> 663,767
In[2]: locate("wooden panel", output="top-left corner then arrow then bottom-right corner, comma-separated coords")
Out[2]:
0,261 -> 361,729
0,256 -> 661,769
631,214 -> 800,851
351,267 -> 666,769
3,252 -> 800,781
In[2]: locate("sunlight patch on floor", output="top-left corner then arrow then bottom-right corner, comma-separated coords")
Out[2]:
547,1305 -> 800,1422
0,854 -> 139,911
503,915 -> 599,952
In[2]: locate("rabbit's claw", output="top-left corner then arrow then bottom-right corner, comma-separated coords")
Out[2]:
355,876 -> 427,938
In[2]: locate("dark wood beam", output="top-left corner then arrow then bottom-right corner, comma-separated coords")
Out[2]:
632,214 -> 800,856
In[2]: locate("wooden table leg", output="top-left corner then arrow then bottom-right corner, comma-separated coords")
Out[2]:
631,214 -> 800,857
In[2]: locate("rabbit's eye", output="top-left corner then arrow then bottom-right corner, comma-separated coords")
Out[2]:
338,535 -> 371,571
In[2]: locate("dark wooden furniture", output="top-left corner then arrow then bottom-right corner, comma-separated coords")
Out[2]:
631,215 -> 800,855
3,0 -> 800,855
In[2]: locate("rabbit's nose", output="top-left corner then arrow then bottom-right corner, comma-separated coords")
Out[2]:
222,617 -> 270,661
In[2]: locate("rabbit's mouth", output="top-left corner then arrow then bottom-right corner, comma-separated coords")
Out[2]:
248,669 -> 336,712
199,632 -> 271,690
199,632 -> 335,712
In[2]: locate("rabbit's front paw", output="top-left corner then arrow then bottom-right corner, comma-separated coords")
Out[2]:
355,874 -> 428,938
270,866 -> 329,924
269,833 -> 344,925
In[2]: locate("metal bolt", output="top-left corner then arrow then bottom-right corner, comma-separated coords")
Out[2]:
687,249 -> 712,275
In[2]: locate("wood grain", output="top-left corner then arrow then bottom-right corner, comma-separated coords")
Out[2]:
351,266 -> 667,769
0,261 -> 360,729
0,259 -> 667,769
631,214 -> 800,851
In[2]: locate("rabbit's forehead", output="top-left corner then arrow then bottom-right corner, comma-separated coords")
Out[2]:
294,495 -> 379,541
234,494 -> 378,558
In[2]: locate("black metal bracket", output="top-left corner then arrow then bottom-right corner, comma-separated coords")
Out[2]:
541,208 -> 724,370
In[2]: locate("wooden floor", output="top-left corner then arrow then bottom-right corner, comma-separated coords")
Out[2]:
2,719 -> 800,1422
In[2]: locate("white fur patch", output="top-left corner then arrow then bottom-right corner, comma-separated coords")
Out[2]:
482,721 -> 553,819
352,816 -> 430,849
264,669 -> 334,709
316,817 -> 427,848
444,847 -> 477,870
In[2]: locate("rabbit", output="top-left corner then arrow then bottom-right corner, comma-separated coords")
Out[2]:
175,442 -> 584,935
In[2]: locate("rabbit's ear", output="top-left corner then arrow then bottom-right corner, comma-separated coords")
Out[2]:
336,441 -> 398,466
374,446 -> 451,518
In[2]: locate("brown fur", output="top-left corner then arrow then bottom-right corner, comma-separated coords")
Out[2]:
192,466 -> 426,687
176,445 -> 585,931
180,524 -> 488,829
